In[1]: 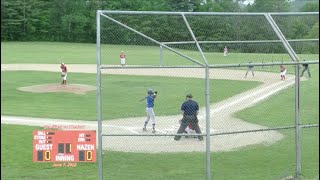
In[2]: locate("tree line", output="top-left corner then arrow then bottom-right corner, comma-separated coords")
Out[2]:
1,0 -> 319,43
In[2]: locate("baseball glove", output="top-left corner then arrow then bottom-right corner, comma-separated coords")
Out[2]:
61,74 -> 65,77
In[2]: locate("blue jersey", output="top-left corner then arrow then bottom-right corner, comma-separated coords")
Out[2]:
146,95 -> 154,108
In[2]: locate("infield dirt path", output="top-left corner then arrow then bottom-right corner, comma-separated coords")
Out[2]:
1,64 -> 303,153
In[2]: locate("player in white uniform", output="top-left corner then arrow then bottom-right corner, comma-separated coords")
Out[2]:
223,45 -> 228,56
120,51 -> 126,66
280,65 -> 287,80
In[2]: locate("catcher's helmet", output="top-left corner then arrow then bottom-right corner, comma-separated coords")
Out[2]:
186,93 -> 193,98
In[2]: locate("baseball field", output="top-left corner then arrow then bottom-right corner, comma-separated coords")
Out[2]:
1,42 -> 319,179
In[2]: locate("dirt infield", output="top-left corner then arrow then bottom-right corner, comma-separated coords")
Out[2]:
18,83 -> 96,94
2,64 -> 302,153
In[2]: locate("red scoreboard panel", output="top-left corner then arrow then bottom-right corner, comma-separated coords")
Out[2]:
33,130 -> 96,162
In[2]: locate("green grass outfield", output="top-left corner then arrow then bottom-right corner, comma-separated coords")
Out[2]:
1,71 -> 261,120
2,42 -> 319,68
235,67 -> 319,126
1,42 -> 319,179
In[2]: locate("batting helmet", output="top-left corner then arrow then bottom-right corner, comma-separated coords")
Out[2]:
186,93 -> 193,98
147,89 -> 153,95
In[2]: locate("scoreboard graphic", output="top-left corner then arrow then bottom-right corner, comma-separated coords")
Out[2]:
33,130 -> 96,162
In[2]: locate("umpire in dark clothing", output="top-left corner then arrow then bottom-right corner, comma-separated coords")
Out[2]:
300,60 -> 311,77
174,94 -> 203,141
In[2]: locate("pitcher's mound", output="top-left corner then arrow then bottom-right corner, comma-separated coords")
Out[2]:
18,84 -> 96,95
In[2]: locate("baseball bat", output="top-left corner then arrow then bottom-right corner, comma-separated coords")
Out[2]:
139,97 -> 147,102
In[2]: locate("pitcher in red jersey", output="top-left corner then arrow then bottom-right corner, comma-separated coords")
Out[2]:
60,63 -> 67,85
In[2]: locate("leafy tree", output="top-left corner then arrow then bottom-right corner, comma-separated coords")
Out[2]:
1,0 -> 26,40
195,0 -> 241,12
167,0 -> 200,12
49,0 -> 92,42
105,0 -> 170,11
300,2 -> 319,12
1,0 -> 51,41
304,22 -> 319,53
247,0 -> 291,12
26,0 -> 51,40
0,0 -> 317,45
305,22 -> 319,39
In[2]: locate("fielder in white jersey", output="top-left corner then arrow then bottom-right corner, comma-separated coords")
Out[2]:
280,65 -> 287,80
120,51 -> 126,66
223,45 -> 228,56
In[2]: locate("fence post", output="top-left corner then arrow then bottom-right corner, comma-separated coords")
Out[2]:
264,13 -> 302,178
160,45 -> 163,66
96,10 -> 103,180
294,66 -> 302,178
205,66 -> 211,180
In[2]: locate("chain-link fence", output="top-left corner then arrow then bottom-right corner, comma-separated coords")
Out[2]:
96,11 -> 319,180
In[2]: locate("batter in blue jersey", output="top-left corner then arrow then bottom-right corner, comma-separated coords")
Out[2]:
143,89 -> 158,133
